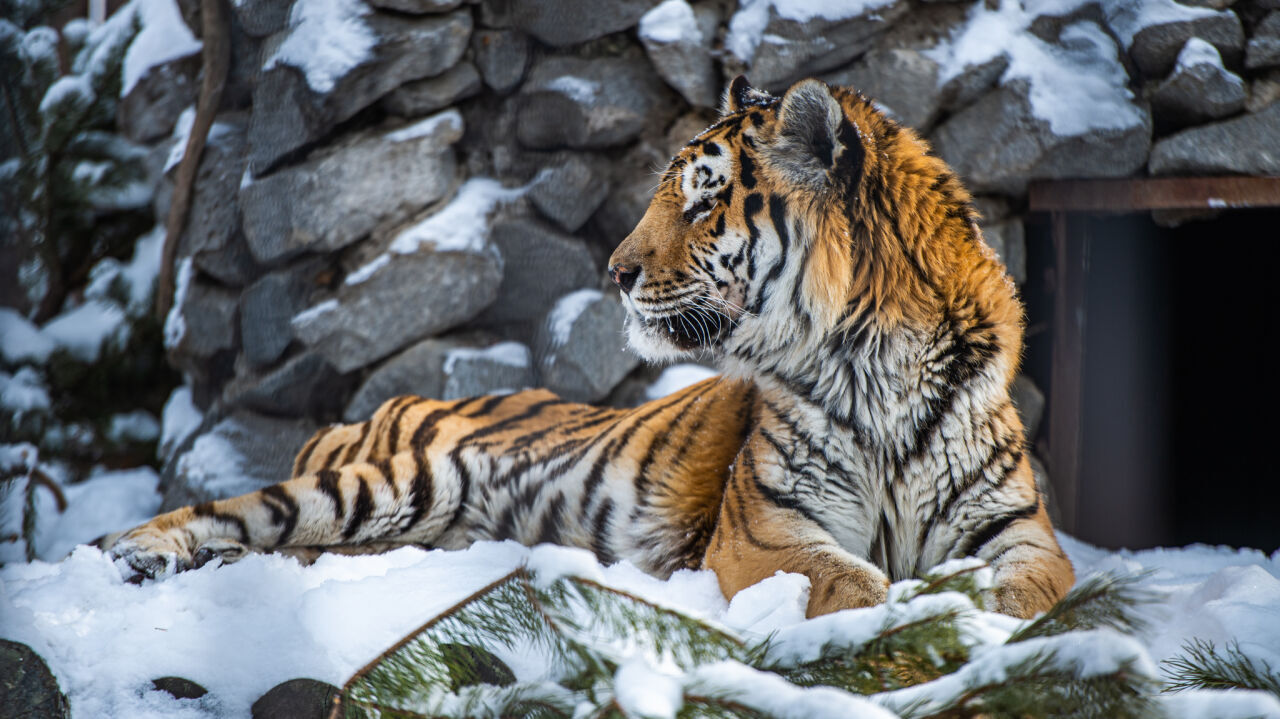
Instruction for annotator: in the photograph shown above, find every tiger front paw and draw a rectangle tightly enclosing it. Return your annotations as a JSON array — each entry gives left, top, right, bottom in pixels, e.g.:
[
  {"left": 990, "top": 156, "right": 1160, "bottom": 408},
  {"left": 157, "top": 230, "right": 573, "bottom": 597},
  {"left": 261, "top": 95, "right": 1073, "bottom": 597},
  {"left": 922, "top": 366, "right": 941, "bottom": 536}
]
[{"left": 106, "top": 529, "right": 193, "bottom": 583}]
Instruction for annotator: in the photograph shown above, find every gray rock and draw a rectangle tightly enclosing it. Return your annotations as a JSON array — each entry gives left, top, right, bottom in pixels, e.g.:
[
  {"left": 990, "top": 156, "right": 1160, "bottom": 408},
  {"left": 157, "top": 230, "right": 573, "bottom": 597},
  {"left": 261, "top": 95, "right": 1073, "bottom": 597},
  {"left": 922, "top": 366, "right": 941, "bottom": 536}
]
[
  {"left": 1119, "top": 7, "right": 1243, "bottom": 78},
  {"left": 233, "top": 0, "right": 291, "bottom": 38},
  {"left": 368, "top": 0, "right": 462, "bottom": 13},
  {"left": 240, "top": 111, "right": 463, "bottom": 265},
  {"left": 1011, "top": 374, "right": 1045, "bottom": 442},
  {"left": 474, "top": 218, "right": 599, "bottom": 342},
  {"left": 293, "top": 246, "right": 502, "bottom": 373},
  {"left": 117, "top": 54, "right": 199, "bottom": 143},
  {"left": 971, "top": 195, "right": 1014, "bottom": 224},
  {"left": 591, "top": 141, "right": 667, "bottom": 245},
  {"left": 343, "top": 336, "right": 477, "bottom": 422},
  {"left": 730, "top": 0, "right": 909, "bottom": 92},
  {"left": 535, "top": 290, "right": 640, "bottom": 403},
  {"left": 472, "top": 30, "right": 530, "bottom": 94},
  {"left": 638, "top": 0, "right": 720, "bottom": 108},
  {"left": 981, "top": 218, "right": 1027, "bottom": 285},
  {"left": 248, "top": 9, "right": 471, "bottom": 173},
  {"left": 1247, "top": 69, "right": 1280, "bottom": 112},
  {"left": 239, "top": 260, "right": 327, "bottom": 368},
  {"left": 0, "top": 640, "right": 68, "bottom": 719},
  {"left": 252, "top": 678, "right": 340, "bottom": 719},
  {"left": 932, "top": 77, "right": 1152, "bottom": 196},
  {"left": 180, "top": 113, "right": 261, "bottom": 287},
  {"left": 151, "top": 677, "right": 208, "bottom": 700},
  {"left": 1246, "top": 11, "right": 1280, "bottom": 70},
  {"left": 479, "top": 0, "right": 658, "bottom": 47},
  {"left": 1149, "top": 102, "right": 1280, "bottom": 175},
  {"left": 442, "top": 341, "right": 534, "bottom": 399},
  {"left": 527, "top": 154, "right": 611, "bottom": 232},
  {"left": 382, "top": 62, "right": 481, "bottom": 117},
  {"left": 1149, "top": 39, "right": 1246, "bottom": 128},
  {"left": 161, "top": 411, "right": 318, "bottom": 510},
  {"left": 223, "top": 352, "right": 340, "bottom": 418},
  {"left": 168, "top": 276, "right": 239, "bottom": 379},
  {"left": 517, "top": 56, "right": 665, "bottom": 150}
]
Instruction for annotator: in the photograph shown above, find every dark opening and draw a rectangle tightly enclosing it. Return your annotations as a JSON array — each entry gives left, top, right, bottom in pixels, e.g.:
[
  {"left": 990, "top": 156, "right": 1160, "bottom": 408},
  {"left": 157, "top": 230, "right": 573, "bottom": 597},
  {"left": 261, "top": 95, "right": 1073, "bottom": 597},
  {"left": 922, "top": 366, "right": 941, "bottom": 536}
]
[{"left": 1024, "top": 209, "right": 1280, "bottom": 551}]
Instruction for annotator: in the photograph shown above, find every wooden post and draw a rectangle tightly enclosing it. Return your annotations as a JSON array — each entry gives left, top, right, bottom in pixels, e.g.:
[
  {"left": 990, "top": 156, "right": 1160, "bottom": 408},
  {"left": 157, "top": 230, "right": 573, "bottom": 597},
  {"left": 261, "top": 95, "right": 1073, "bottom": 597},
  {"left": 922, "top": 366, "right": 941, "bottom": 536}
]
[{"left": 1047, "top": 212, "right": 1088, "bottom": 534}]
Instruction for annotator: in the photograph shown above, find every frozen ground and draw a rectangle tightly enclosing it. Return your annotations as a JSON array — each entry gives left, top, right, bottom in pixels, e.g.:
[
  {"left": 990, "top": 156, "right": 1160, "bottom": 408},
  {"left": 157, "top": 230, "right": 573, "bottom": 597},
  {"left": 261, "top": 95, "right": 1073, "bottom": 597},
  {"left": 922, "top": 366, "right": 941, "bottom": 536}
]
[{"left": 2, "top": 472, "right": 1279, "bottom": 718}]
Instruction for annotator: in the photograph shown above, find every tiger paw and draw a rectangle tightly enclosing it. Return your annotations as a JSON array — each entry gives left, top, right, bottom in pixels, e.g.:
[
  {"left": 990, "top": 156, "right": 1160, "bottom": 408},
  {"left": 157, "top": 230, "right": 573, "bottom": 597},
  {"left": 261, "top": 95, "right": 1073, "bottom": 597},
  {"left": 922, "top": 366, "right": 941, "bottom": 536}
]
[{"left": 105, "top": 531, "right": 193, "bottom": 583}]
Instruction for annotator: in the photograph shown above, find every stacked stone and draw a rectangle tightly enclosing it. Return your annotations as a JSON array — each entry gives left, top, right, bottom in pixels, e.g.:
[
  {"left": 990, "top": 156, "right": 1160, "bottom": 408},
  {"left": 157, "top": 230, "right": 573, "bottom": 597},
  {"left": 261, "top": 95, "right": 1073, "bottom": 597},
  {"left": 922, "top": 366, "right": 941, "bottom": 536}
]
[{"left": 114, "top": 0, "right": 1277, "bottom": 508}]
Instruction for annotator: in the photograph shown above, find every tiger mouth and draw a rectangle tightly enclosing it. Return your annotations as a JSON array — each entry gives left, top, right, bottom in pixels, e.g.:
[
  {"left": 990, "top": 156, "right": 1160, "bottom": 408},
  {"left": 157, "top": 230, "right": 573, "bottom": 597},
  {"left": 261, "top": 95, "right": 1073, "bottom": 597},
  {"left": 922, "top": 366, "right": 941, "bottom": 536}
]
[{"left": 639, "top": 308, "right": 730, "bottom": 350}]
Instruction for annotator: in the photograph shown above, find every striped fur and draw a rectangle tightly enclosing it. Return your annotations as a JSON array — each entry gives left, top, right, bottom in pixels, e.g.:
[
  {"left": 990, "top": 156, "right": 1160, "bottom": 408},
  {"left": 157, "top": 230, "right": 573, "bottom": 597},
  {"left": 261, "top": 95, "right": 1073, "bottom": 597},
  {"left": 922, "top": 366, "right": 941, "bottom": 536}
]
[{"left": 108, "top": 78, "right": 1072, "bottom": 618}]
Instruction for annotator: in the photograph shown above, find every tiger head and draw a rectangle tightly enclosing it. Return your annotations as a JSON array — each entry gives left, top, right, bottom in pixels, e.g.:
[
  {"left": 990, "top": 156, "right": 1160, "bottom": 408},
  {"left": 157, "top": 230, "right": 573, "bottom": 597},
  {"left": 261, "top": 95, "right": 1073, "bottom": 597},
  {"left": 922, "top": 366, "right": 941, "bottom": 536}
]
[{"left": 608, "top": 76, "right": 991, "bottom": 379}]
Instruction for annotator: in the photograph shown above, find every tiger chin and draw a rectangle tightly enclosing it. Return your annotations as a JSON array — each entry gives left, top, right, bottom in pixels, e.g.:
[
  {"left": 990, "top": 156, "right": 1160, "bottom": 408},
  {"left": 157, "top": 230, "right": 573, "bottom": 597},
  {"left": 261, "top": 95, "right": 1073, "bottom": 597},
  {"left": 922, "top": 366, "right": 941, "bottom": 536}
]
[{"left": 106, "top": 76, "right": 1073, "bottom": 620}]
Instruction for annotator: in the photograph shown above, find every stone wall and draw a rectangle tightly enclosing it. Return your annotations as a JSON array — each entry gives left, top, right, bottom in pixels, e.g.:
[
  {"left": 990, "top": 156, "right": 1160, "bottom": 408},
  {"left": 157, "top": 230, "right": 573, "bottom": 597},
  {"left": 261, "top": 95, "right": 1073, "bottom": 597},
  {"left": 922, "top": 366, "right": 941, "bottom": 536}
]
[{"left": 119, "top": 0, "right": 1280, "bottom": 505}]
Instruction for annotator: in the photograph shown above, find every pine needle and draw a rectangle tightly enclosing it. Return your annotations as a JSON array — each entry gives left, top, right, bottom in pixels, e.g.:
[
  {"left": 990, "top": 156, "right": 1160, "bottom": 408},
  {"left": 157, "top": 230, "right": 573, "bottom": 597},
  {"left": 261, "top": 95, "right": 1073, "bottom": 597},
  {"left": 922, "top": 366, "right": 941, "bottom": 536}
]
[
  {"left": 1162, "top": 638, "right": 1280, "bottom": 697},
  {"left": 1007, "top": 572, "right": 1155, "bottom": 643}
]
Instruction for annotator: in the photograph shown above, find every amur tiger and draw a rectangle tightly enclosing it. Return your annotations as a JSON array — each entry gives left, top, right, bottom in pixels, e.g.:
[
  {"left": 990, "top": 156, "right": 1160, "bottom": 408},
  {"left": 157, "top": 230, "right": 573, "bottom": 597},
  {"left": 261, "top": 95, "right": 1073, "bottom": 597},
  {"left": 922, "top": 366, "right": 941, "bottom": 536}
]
[{"left": 107, "top": 77, "right": 1074, "bottom": 618}]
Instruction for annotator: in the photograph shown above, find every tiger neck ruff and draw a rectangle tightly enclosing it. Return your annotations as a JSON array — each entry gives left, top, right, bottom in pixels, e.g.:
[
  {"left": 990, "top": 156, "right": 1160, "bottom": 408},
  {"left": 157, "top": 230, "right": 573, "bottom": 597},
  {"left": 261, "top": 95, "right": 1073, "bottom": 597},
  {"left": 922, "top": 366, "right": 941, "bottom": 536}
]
[{"left": 107, "top": 77, "right": 1072, "bottom": 620}]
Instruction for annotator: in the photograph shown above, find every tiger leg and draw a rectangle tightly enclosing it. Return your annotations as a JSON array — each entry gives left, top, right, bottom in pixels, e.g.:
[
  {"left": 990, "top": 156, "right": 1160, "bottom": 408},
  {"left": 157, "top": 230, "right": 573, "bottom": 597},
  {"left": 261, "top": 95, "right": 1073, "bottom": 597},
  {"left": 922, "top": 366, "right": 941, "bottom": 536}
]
[
  {"left": 702, "top": 462, "right": 890, "bottom": 618},
  {"left": 971, "top": 499, "right": 1074, "bottom": 618},
  {"left": 107, "top": 449, "right": 459, "bottom": 580}
]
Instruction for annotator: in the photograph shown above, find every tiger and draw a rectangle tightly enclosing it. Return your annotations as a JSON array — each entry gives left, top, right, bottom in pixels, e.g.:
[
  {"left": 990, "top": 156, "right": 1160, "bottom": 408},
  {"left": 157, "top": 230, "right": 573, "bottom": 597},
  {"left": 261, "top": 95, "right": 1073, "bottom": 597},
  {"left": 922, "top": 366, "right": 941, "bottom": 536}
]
[{"left": 106, "top": 76, "right": 1074, "bottom": 619}]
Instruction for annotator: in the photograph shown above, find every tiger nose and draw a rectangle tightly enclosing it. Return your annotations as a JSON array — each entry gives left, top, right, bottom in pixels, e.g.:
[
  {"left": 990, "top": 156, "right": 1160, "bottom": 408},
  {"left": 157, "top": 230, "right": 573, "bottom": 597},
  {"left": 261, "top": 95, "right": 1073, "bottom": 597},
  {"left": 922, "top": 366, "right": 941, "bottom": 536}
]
[{"left": 609, "top": 264, "right": 639, "bottom": 294}]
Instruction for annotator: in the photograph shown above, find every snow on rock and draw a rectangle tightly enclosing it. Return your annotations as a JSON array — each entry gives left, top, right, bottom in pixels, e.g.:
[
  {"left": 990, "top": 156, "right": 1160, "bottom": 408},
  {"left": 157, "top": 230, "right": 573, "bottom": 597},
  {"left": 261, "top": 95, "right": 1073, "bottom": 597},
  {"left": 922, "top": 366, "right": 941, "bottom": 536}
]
[
  {"left": 159, "top": 385, "right": 203, "bottom": 463},
  {"left": 443, "top": 341, "right": 531, "bottom": 374},
  {"left": 106, "top": 410, "right": 161, "bottom": 444},
  {"left": 646, "top": 364, "right": 719, "bottom": 400},
  {"left": 383, "top": 108, "right": 463, "bottom": 143},
  {"left": 162, "top": 258, "right": 194, "bottom": 350},
  {"left": 0, "top": 308, "right": 55, "bottom": 365},
  {"left": 1177, "top": 36, "right": 1230, "bottom": 72},
  {"left": 0, "top": 367, "right": 51, "bottom": 421},
  {"left": 263, "top": 0, "right": 376, "bottom": 94},
  {"left": 164, "top": 106, "right": 237, "bottom": 173},
  {"left": 1104, "top": 0, "right": 1223, "bottom": 49},
  {"left": 39, "top": 300, "right": 128, "bottom": 363},
  {"left": 346, "top": 178, "right": 524, "bottom": 286},
  {"left": 172, "top": 428, "right": 265, "bottom": 502},
  {"left": 546, "top": 289, "right": 603, "bottom": 348},
  {"left": 639, "top": 0, "right": 702, "bottom": 45},
  {"left": 121, "top": 0, "right": 202, "bottom": 96},
  {"left": 726, "top": 0, "right": 899, "bottom": 64}
]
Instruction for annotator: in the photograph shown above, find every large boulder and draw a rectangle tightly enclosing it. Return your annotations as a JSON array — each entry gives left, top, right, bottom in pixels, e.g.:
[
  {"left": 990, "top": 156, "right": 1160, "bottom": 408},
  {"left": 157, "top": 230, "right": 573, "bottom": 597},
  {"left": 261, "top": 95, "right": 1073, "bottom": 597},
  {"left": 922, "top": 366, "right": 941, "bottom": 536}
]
[
  {"left": 166, "top": 272, "right": 240, "bottom": 383},
  {"left": 535, "top": 290, "right": 640, "bottom": 403},
  {"left": 471, "top": 30, "right": 530, "bottom": 94},
  {"left": 1107, "top": 2, "right": 1243, "bottom": 78},
  {"left": 517, "top": 56, "right": 666, "bottom": 150},
  {"left": 240, "top": 110, "right": 463, "bottom": 265},
  {"left": 1148, "top": 38, "right": 1246, "bottom": 129},
  {"left": 343, "top": 335, "right": 478, "bottom": 422},
  {"left": 1148, "top": 102, "right": 1280, "bottom": 175},
  {"left": 1246, "top": 11, "right": 1280, "bottom": 70},
  {"left": 638, "top": 0, "right": 721, "bottom": 108},
  {"left": 478, "top": 0, "right": 658, "bottom": 47},
  {"left": 725, "top": 0, "right": 909, "bottom": 91},
  {"left": 176, "top": 112, "right": 261, "bottom": 287},
  {"left": 473, "top": 218, "right": 599, "bottom": 342},
  {"left": 382, "top": 62, "right": 481, "bottom": 117},
  {"left": 239, "top": 259, "right": 329, "bottom": 368},
  {"left": 161, "top": 411, "right": 318, "bottom": 510},
  {"left": 249, "top": 8, "right": 471, "bottom": 173},
  {"left": 441, "top": 342, "right": 535, "bottom": 399},
  {"left": 526, "top": 153, "right": 611, "bottom": 232},
  {"left": 0, "top": 640, "right": 68, "bottom": 719},
  {"left": 931, "top": 23, "right": 1151, "bottom": 196},
  {"left": 222, "top": 351, "right": 342, "bottom": 418}
]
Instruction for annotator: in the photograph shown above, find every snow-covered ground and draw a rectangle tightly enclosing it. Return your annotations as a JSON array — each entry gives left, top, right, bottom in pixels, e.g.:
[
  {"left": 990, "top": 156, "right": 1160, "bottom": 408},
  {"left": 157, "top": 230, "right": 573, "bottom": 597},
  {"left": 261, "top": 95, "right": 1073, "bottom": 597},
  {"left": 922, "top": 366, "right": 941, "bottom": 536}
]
[{"left": 2, "top": 472, "right": 1279, "bottom": 718}]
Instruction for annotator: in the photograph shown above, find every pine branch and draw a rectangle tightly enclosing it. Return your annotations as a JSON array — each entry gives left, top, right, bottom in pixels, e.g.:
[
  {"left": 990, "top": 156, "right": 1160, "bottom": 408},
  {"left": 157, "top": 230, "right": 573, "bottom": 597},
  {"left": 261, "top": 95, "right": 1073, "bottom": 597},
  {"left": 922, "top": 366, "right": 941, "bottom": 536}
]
[
  {"left": 1007, "top": 572, "right": 1155, "bottom": 643},
  {"left": 1162, "top": 638, "right": 1280, "bottom": 697}
]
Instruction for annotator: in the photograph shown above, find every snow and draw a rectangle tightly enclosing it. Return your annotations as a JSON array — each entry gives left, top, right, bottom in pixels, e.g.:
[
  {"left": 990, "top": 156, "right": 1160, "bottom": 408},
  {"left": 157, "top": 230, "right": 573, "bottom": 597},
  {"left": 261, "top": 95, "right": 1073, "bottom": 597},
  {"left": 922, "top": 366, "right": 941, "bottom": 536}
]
[
  {"left": 292, "top": 298, "right": 338, "bottom": 325},
  {"left": 0, "top": 367, "right": 51, "bottom": 420},
  {"left": 443, "top": 342, "right": 531, "bottom": 375},
  {"left": 159, "top": 385, "right": 203, "bottom": 463},
  {"left": 173, "top": 428, "right": 263, "bottom": 501},
  {"left": 545, "top": 75, "right": 600, "bottom": 104},
  {"left": 1175, "top": 37, "right": 1242, "bottom": 88},
  {"left": 165, "top": 106, "right": 237, "bottom": 173},
  {"left": 925, "top": 1, "right": 1144, "bottom": 136},
  {"left": 85, "top": 224, "right": 165, "bottom": 317},
  {"left": 39, "top": 299, "right": 128, "bottom": 363},
  {"left": 121, "top": 0, "right": 202, "bottom": 96},
  {"left": 726, "top": 0, "right": 899, "bottom": 62},
  {"left": 546, "top": 289, "right": 602, "bottom": 347},
  {"left": 0, "top": 308, "right": 56, "bottom": 365},
  {"left": 384, "top": 108, "right": 463, "bottom": 143},
  {"left": 22, "top": 26, "right": 59, "bottom": 69},
  {"left": 346, "top": 178, "right": 525, "bottom": 286},
  {"left": 163, "top": 258, "right": 193, "bottom": 350},
  {"left": 263, "top": 0, "right": 375, "bottom": 93},
  {"left": 639, "top": 0, "right": 702, "bottom": 45},
  {"left": 3, "top": 523, "right": 1280, "bottom": 717},
  {"left": 39, "top": 74, "right": 94, "bottom": 115},
  {"left": 646, "top": 363, "right": 719, "bottom": 400},
  {"left": 107, "top": 410, "right": 161, "bottom": 444},
  {"left": 1104, "top": 0, "right": 1224, "bottom": 48}
]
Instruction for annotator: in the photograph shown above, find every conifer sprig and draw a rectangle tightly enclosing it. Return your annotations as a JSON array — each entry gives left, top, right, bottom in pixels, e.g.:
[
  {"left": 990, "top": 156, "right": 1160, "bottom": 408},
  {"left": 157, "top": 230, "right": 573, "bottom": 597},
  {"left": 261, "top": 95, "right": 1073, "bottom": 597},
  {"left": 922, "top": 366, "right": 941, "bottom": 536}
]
[
  {"left": 1007, "top": 572, "right": 1156, "bottom": 643},
  {"left": 1162, "top": 638, "right": 1280, "bottom": 697}
]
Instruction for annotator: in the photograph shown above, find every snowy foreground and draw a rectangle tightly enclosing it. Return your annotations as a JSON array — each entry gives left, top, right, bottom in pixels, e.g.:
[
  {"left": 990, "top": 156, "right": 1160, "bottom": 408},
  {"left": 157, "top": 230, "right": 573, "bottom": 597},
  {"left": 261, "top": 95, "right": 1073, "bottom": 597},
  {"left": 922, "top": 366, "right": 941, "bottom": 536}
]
[{"left": 3, "top": 478, "right": 1280, "bottom": 717}]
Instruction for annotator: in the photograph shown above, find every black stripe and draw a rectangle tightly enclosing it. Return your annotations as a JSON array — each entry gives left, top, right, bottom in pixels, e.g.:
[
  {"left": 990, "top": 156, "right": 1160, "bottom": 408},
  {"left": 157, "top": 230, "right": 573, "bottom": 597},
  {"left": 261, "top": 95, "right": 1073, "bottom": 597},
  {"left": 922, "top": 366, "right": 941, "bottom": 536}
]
[
  {"left": 410, "top": 408, "right": 453, "bottom": 451},
  {"left": 340, "top": 422, "right": 371, "bottom": 465},
  {"left": 293, "top": 429, "right": 328, "bottom": 476},
  {"left": 262, "top": 485, "right": 299, "bottom": 547},
  {"left": 955, "top": 504, "right": 1039, "bottom": 559},
  {"left": 590, "top": 499, "right": 615, "bottom": 563},
  {"left": 343, "top": 474, "right": 374, "bottom": 540},
  {"left": 534, "top": 493, "right": 565, "bottom": 545},
  {"left": 743, "top": 192, "right": 764, "bottom": 281},
  {"left": 316, "top": 469, "right": 344, "bottom": 520},
  {"left": 739, "top": 150, "right": 757, "bottom": 189},
  {"left": 386, "top": 397, "right": 423, "bottom": 454},
  {"left": 192, "top": 502, "right": 250, "bottom": 544},
  {"left": 466, "top": 393, "right": 512, "bottom": 418},
  {"left": 404, "top": 453, "right": 435, "bottom": 531}
]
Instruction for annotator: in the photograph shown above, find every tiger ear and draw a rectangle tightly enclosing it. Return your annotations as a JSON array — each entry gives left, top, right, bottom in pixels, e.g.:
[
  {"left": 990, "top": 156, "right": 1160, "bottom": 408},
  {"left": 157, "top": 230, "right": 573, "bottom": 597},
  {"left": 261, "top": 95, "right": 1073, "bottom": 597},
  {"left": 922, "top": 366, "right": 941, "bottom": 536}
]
[
  {"left": 720, "top": 75, "right": 774, "bottom": 116},
  {"left": 767, "top": 79, "right": 854, "bottom": 190}
]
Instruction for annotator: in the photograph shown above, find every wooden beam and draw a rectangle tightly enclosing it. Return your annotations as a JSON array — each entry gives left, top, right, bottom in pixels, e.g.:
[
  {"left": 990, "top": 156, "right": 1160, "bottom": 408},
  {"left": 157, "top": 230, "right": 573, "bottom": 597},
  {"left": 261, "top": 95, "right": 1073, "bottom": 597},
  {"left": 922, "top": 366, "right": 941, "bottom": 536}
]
[
  {"left": 1047, "top": 212, "right": 1088, "bottom": 534},
  {"left": 1029, "top": 177, "right": 1280, "bottom": 212}
]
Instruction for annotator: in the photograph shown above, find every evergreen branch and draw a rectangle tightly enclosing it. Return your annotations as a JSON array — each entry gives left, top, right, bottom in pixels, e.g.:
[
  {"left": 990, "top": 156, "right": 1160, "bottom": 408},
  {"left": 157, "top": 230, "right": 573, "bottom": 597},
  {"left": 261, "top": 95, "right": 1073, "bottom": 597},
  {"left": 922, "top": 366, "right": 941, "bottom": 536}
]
[
  {"left": 1007, "top": 572, "right": 1155, "bottom": 643},
  {"left": 1162, "top": 638, "right": 1280, "bottom": 697},
  {"left": 909, "top": 563, "right": 989, "bottom": 604}
]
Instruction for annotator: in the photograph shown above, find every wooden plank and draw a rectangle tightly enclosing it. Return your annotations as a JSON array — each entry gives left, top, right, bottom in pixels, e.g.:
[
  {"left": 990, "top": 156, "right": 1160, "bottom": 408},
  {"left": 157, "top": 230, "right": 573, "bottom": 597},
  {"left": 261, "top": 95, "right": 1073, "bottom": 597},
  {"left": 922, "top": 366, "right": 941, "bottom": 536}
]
[
  {"left": 1029, "top": 177, "right": 1280, "bottom": 212},
  {"left": 1047, "top": 212, "right": 1088, "bottom": 534}
]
